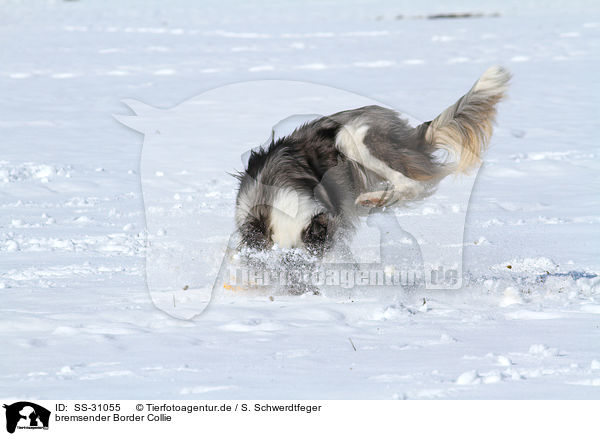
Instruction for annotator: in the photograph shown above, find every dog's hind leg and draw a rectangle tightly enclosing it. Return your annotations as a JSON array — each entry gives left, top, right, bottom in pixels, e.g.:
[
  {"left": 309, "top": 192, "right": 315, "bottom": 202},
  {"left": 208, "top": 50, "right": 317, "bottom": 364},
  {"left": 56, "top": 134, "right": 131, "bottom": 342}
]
[
  {"left": 334, "top": 114, "right": 431, "bottom": 207},
  {"left": 334, "top": 66, "right": 510, "bottom": 208}
]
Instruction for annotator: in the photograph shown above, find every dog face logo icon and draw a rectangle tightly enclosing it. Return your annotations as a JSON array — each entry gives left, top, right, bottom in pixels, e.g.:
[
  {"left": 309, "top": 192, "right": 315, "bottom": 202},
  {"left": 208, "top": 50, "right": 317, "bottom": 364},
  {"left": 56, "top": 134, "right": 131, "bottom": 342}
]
[{"left": 3, "top": 402, "right": 50, "bottom": 434}]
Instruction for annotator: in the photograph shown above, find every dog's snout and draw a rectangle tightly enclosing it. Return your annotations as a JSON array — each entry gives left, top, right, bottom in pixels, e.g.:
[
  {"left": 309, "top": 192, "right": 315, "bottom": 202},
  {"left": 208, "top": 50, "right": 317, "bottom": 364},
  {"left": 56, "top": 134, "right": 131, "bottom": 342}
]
[{"left": 270, "top": 229, "right": 304, "bottom": 250}]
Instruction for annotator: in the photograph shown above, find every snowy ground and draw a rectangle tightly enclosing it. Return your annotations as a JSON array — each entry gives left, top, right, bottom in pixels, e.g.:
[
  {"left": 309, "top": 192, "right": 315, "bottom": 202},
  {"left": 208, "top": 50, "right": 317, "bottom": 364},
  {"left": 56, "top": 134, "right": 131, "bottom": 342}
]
[{"left": 1, "top": 0, "right": 599, "bottom": 399}]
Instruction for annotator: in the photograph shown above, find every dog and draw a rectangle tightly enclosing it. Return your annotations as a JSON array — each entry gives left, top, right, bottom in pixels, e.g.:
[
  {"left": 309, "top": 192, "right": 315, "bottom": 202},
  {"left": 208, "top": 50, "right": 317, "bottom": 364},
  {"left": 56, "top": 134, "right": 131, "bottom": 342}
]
[{"left": 234, "top": 66, "right": 510, "bottom": 257}]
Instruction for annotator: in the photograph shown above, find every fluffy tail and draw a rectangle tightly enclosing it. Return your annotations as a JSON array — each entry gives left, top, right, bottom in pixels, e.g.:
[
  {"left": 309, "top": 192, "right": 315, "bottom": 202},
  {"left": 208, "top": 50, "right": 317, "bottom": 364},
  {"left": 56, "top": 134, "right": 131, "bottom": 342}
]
[{"left": 425, "top": 65, "right": 510, "bottom": 173}]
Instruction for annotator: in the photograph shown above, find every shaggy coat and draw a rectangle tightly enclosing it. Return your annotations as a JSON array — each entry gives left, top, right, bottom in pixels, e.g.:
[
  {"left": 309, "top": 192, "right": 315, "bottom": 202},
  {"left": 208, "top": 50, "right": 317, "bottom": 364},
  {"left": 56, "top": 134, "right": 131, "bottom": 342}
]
[{"left": 235, "top": 66, "right": 510, "bottom": 255}]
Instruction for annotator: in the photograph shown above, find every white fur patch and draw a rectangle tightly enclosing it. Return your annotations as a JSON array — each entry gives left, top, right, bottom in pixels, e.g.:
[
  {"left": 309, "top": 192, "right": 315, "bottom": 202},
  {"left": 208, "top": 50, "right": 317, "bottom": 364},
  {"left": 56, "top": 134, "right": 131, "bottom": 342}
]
[
  {"left": 270, "top": 189, "right": 320, "bottom": 248},
  {"left": 335, "top": 119, "right": 423, "bottom": 201},
  {"left": 473, "top": 65, "right": 510, "bottom": 94},
  {"left": 236, "top": 173, "right": 322, "bottom": 249}
]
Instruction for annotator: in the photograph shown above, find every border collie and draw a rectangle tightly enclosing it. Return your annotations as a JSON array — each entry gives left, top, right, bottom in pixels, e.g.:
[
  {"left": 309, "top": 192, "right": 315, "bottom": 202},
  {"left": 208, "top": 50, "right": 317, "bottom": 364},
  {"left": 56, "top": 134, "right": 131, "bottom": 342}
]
[{"left": 234, "top": 66, "right": 510, "bottom": 256}]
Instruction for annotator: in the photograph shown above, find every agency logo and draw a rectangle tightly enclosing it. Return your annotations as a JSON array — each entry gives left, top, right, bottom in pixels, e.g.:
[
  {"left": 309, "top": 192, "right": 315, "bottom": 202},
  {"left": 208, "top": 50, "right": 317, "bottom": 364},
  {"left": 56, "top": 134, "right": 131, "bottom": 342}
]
[{"left": 3, "top": 402, "right": 50, "bottom": 434}]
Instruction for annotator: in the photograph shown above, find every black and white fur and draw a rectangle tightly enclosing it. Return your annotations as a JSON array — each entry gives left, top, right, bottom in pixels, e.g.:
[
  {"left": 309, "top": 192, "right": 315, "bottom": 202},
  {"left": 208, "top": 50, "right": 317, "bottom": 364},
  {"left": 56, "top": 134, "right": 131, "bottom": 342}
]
[{"left": 234, "top": 66, "right": 510, "bottom": 256}]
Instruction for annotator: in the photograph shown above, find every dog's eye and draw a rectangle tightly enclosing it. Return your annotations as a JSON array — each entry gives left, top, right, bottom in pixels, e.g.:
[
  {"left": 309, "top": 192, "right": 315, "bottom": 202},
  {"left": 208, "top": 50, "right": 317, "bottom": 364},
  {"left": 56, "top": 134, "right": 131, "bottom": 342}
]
[{"left": 302, "top": 213, "right": 329, "bottom": 254}]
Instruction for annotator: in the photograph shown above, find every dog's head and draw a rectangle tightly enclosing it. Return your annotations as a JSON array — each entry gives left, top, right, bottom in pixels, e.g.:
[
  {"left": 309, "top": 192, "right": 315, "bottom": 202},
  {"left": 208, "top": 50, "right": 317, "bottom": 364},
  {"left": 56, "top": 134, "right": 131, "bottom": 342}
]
[
  {"left": 234, "top": 145, "right": 353, "bottom": 256},
  {"left": 235, "top": 179, "right": 336, "bottom": 255}
]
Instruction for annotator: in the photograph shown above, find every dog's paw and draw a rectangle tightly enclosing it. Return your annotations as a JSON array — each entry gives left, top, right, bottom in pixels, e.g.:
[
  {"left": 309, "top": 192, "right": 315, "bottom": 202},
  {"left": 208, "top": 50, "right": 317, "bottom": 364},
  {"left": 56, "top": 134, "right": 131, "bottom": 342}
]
[
  {"left": 357, "top": 182, "right": 425, "bottom": 208},
  {"left": 355, "top": 191, "right": 390, "bottom": 208}
]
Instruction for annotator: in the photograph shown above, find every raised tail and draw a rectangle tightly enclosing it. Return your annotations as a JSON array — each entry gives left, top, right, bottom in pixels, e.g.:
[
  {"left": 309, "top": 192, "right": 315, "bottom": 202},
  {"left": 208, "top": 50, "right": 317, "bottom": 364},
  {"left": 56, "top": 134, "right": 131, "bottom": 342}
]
[{"left": 425, "top": 65, "right": 510, "bottom": 174}]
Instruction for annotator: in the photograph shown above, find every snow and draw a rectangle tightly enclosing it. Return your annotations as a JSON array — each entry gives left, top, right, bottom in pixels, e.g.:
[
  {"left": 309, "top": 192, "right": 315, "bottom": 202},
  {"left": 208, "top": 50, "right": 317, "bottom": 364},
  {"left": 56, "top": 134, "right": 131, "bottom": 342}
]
[{"left": 1, "top": 0, "right": 599, "bottom": 399}]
